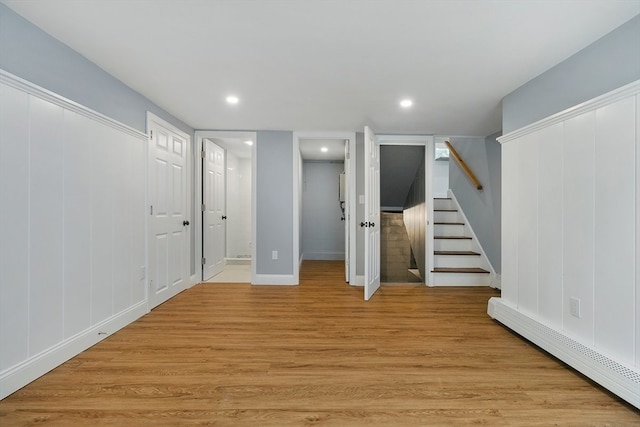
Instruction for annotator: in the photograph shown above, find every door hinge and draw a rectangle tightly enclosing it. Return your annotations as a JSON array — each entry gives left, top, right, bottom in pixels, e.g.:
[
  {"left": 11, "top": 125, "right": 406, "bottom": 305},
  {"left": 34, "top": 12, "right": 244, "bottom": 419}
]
[
  {"left": 201, "top": 257, "right": 206, "bottom": 265},
  {"left": 150, "top": 205, "right": 153, "bottom": 215},
  {"left": 201, "top": 203, "right": 206, "bottom": 212},
  {"left": 150, "top": 130, "right": 153, "bottom": 139},
  {"left": 201, "top": 149, "right": 206, "bottom": 159}
]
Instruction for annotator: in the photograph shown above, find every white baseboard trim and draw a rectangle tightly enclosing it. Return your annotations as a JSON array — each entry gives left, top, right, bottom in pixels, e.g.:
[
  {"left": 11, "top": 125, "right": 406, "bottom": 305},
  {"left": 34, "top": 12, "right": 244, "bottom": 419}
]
[
  {"left": 488, "top": 297, "right": 640, "bottom": 409},
  {"left": 0, "top": 301, "right": 148, "bottom": 400},
  {"left": 252, "top": 274, "right": 298, "bottom": 285}
]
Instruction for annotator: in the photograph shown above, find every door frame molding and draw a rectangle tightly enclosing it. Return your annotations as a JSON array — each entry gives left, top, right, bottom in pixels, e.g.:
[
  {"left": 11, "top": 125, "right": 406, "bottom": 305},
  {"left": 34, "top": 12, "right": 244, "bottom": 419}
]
[
  {"left": 194, "top": 130, "right": 257, "bottom": 283},
  {"left": 146, "top": 111, "right": 193, "bottom": 309},
  {"left": 293, "top": 131, "right": 357, "bottom": 285}
]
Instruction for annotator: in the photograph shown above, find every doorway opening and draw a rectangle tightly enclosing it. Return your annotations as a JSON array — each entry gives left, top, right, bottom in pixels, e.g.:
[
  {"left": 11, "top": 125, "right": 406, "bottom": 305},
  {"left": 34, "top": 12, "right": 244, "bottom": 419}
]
[
  {"left": 293, "top": 132, "right": 357, "bottom": 285},
  {"left": 379, "top": 144, "right": 425, "bottom": 284},
  {"left": 195, "top": 131, "right": 256, "bottom": 283}
]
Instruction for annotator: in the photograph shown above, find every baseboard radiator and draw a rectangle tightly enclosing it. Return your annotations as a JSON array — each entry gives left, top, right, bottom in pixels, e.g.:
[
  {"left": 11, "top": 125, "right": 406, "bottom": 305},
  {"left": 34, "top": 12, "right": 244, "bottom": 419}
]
[{"left": 488, "top": 297, "right": 639, "bottom": 409}]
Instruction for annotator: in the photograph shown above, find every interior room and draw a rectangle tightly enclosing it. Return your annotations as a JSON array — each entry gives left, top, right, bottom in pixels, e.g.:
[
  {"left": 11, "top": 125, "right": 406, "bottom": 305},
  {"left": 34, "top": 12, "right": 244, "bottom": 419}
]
[{"left": 0, "top": 1, "right": 639, "bottom": 424}]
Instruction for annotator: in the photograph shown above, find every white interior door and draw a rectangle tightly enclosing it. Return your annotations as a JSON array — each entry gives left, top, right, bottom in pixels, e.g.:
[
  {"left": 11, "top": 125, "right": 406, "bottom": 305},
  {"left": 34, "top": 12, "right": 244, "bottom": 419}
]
[
  {"left": 203, "top": 139, "right": 226, "bottom": 280},
  {"left": 148, "top": 114, "right": 190, "bottom": 309},
  {"left": 364, "top": 126, "right": 381, "bottom": 300}
]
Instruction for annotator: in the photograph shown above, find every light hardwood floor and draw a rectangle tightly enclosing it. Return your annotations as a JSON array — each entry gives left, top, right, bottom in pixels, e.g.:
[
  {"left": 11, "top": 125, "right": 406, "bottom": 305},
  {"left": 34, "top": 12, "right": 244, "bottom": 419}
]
[{"left": 1, "top": 261, "right": 638, "bottom": 426}]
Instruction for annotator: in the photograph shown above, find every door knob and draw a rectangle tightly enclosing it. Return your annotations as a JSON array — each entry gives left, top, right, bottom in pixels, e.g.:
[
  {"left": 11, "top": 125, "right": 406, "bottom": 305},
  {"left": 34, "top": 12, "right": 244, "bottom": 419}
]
[
  {"left": 360, "top": 221, "right": 367, "bottom": 227},
  {"left": 370, "top": 222, "right": 375, "bottom": 228},
  {"left": 183, "top": 220, "right": 190, "bottom": 226},
  {"left": 222, "top": 215, "right": 227, "bottom": 220}
]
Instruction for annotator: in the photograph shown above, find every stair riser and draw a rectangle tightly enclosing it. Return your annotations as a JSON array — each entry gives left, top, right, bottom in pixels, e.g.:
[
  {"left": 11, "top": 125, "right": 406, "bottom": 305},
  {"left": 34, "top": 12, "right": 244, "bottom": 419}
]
[
  {"left": 434, "top": 224, "right": 465, "bottom": 236},
  {"left": 431, "top": 272, "right": 491, "bottom": 286},
  {"left": 434, "top": 211, "right": 459, "bottom": 222},
  {"left": 433, "top": 199, "right": 454, "bottom": 210},
  {"left": 434, "top": 255, "right": 483, "bottom": 269},
  {"left": 434, "top": 239, "right": 472, "bottom": 251}
]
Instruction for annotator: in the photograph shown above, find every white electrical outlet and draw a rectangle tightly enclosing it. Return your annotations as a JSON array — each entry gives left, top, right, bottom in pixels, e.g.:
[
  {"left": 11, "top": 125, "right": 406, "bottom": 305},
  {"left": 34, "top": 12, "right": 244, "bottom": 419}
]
[
  {"left": 272, "top": 250, "right": 278, "bottom": 260},
  {"left": 569, "top": 297, "right": 581, "bottom": 318}
]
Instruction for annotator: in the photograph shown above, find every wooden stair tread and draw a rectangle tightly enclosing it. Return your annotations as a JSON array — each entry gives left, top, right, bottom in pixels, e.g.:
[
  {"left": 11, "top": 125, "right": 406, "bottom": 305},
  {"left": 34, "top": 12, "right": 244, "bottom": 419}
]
[
  {"left": 434, "top": 236, "right": 472, "bottom": 239},
  {"left": 431, "top": 267, "right": 490, "bottom": 274},
  {"left": 434, "top": 251, "right": 480, "bottom": 256}
]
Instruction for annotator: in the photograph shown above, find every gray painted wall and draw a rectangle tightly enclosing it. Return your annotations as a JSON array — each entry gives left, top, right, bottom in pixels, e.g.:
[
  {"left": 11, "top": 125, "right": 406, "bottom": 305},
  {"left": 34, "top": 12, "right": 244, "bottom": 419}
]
[
  {"left": 503, "top": 14, "right": 640, "bottom": 134},
  {"left": 0, "top": 3, "right": 193, "bottom": 136},
  {"left": 449, "top": 134, "right": 501, "bottom": 273},
  {"left": 255, "top": 131, "right": 294, "bottom": 276},
  {"left": 302, "top": 161, "right": 345, "bottom": 260},
  {"left": 380, "top": 145, "right": 424, "bottom": 210},
  {"left": 0, "top": 3, "right": 199, "bottom": 275}
]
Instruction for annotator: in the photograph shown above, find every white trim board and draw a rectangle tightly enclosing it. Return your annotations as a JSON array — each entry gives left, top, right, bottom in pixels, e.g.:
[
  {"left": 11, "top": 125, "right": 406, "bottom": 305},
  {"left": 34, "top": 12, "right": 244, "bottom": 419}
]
[
  {"left": 499, "top": 80, "right": 640, "bottom": 143},
  {"left": 0, "top": 69, "right": 146, "bottom": 139},
  {"left": 0, "top": 303, "right": 147, "bottom": 400}
]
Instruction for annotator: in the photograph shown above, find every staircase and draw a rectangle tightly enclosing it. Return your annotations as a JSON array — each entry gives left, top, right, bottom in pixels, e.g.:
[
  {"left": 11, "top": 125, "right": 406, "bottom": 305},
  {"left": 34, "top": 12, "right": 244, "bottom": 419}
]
[{"left": 432, "top": 197, "right": 491, "bottom": 286}]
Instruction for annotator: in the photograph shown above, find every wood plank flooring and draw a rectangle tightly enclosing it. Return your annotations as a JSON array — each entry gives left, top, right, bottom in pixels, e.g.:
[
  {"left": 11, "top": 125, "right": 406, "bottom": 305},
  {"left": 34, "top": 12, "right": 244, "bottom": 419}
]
[{"left": 1, "top": 261, "right": 638, "bottom": 426}]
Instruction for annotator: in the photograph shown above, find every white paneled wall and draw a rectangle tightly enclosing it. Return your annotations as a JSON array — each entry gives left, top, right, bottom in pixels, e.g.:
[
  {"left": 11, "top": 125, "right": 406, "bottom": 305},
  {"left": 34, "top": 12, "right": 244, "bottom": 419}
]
[
  {"left": 0, "top": 71, "right": 147, "bottom": 399},
  {"left": 492, "top": 81, "right": 640, "bottom": 407}
]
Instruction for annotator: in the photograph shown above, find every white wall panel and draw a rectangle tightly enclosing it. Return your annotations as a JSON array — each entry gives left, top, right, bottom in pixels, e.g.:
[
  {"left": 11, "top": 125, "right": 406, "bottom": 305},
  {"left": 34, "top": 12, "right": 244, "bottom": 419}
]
[
  {"left": 0, "top": 72, "right": 149, "bottom": 400},
  {"left": 130, "top": 136, "right": 146, "bottom": 305},
  {"left": 0, "top": 84, "right": 30, "bottom": 370},
  {"left": 537, "top": 123, "right": 564, "bottom": 326},
  {"left": 501, "top": 142, "right": 519, "bottom": 305},
  {"left": 563, "top": 111, "right": 596, "bottom": 343},
  {"left": 517, "top": 133, "right": 538, "bottom": 316},
  {"left": 62, "top": 110, "right": 93, "bottom": 338},
  {"left": 28, "top": 96, "right": 65, "bottom": 355},
  {"left": 497, "top": 81, "right": 639, "bottom": 406},
  {"left": 91, "top": 127, "right": 114, "bottom": 324},
  {"left": 112, "top": 126, "right": 133, "bottom": 314},
  {"left": 636, "top": 94, "right": 640, "bottom": 368},
  {"left": 593, "top": 97, "right": 636, "bottom": 363}
]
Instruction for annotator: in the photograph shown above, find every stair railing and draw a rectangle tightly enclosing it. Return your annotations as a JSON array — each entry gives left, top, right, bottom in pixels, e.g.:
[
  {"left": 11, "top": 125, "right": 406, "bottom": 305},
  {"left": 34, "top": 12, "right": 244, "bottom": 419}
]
[{"left": 444, "top": 141, "right": 483, "bottom": 190}]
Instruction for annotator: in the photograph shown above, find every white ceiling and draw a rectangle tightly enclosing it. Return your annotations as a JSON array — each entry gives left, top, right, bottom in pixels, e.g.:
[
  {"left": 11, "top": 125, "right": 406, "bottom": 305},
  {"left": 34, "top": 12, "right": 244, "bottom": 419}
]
[
  {"left": 300, "top": 139, "right": 346, "bottom": 161},
  {"left": 4, "top": 0, "right": 639, "bottom": 136}
]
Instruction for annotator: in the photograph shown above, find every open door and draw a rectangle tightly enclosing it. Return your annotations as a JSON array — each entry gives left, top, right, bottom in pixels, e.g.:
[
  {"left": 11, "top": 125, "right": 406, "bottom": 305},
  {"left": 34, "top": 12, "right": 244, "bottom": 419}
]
[
  {"left": 364, "top": 126, "right": 381, "bottom": 300},
  {"left": 202, "top": 139, "right": 226, "bottom": 280}
]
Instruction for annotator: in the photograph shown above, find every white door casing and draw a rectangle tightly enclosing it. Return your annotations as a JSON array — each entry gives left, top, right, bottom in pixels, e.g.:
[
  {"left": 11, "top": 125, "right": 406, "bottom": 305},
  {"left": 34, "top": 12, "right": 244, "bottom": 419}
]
[
  {"left": 364, "top": 126, "right": 381, "bottom": 300},
  {"left": 344, "top": 141, "right": 350, "bottom": 282},
  {"left": 147, "top": 113, "right": 190, "bottom": 309},
  {"left": 203, "top": 139, "right": 226, "bottom": 280}
]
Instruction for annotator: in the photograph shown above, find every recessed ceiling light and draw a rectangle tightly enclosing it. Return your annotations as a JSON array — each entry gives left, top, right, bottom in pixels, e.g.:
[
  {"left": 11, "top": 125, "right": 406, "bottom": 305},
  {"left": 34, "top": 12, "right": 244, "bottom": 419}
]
[
  {"left": 400, "top": 99, "right": 413, "bottom": 108},
  {"left": 226, "top": 95, "right": 239, "bottom": 104},
  {"left": 244, "top": 140, "right": 253, "bottom": 146},
  {"left": 321, "top": 147, "right": 328, "bottom": 153}
]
